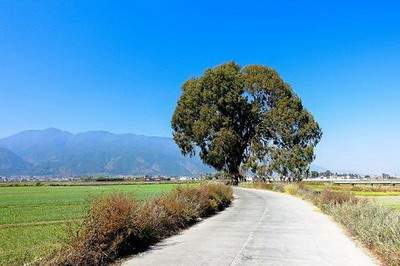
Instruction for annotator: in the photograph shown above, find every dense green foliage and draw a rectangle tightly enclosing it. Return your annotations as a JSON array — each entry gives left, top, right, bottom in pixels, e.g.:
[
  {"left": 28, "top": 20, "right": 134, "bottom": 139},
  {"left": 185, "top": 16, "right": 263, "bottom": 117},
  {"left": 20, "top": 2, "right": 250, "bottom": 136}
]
[
  {"left": 0, "top": 183, "right": 182, "bottom": 265},
  {"left": 172, "top": 62, "right": 321, "bottom": 183}
]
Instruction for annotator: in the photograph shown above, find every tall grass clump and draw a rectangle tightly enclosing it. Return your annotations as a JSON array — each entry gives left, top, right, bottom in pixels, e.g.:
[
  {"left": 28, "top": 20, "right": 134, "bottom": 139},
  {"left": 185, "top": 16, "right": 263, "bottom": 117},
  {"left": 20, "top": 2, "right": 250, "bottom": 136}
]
[
  {"left": 50, "top": 183, "right": 233, "bottom": 265},
  {"left": 314, "top": 189, "right": 358, "bottom": 211},
  {"left": 240, "top": 181, "right": 285, "bottom": 192},
  {"left": 283, "top": 183, "right": 299, "bottom": 195},
  {"left": 299, "top": 187, "right": 400, "bottom": 265},
  {"left": 326, "top": 200, "right": 400, "bottom": 265}
]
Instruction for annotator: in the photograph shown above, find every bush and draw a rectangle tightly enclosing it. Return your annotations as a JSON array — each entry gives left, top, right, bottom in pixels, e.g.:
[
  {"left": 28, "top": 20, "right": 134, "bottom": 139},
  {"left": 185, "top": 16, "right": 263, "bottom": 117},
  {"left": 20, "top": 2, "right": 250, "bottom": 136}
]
[
  {"left": 284, "top": 184, "right": 299, "bottom": 195},
  {"left": 50, "top": 183, "right": 233, "bottom": 265},
  {"left": 245, "top": 182, "right": 274, "bottom": 190},
  {"left": 326, "top": 201, "right": 400, "bottom": 265},
  {"left": 240, "top": 181, "right": 287, "bottom": 193},
  {"left": 318, "top": 189, "right": 358, "bottom": 206},
  {"left": 50, "top": 194, "right": 137, "bottom": 265},
  {"left": 271, "top": 182, "right": 285, "bottom": 192}
]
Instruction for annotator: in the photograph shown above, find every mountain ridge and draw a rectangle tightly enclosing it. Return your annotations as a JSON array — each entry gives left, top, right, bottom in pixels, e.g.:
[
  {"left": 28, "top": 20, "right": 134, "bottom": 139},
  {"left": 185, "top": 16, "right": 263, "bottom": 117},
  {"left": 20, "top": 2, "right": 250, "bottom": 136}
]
[
  {"left": 0, "top": 128, "right": 212, "bottom": 177},
  {"left": 0, "top": 147, "right": 32, "bottom": 175}
]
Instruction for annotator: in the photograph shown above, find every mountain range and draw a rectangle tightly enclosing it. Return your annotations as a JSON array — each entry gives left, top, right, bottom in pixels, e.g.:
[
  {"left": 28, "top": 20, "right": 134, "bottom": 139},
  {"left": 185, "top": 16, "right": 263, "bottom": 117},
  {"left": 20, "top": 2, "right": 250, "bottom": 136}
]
[{"left": 0, "top": 128, "right": 212, "bottom": 177}]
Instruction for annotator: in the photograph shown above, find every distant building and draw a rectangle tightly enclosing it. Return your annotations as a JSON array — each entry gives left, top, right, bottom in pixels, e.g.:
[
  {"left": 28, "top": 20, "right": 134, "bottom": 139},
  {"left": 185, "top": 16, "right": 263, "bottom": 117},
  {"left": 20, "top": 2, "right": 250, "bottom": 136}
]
[{"left": 382, "top": 173, "right": 392, "bottom": 179}]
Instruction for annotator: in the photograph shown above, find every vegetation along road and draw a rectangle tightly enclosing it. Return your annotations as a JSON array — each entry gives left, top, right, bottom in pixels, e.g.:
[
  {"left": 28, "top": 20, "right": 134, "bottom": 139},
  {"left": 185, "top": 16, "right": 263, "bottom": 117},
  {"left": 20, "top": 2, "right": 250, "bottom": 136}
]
[
  {"left": 123, "top": 187, "right": 376, "bottom": 266},
  {"left": 0, "top": 183, "right": 184, "bottom": 265}
]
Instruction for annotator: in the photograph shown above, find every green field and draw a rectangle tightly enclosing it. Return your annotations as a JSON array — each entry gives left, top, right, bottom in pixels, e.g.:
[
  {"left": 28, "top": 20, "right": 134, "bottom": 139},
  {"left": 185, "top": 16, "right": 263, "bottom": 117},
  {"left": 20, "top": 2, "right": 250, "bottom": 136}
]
[
  {"left": 0, "top": 183, "right": 185, "bottom": 265},
  {"left": 365, "top": 196, "right": 400, "bottom": 210}
]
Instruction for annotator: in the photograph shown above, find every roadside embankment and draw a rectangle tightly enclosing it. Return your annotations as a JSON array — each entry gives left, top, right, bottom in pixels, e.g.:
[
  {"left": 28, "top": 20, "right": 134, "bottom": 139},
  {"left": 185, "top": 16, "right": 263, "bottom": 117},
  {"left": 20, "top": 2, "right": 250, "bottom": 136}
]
[{"left": 48, "top": 182, "right": 233, "bottom": 265}]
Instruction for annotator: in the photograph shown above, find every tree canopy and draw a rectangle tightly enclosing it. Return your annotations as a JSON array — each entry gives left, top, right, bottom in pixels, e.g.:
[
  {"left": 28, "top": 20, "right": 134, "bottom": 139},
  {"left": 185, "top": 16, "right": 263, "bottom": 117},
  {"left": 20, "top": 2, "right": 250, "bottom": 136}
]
[{"left": 172, "top": 62, "right": 322, "bottom": 184}]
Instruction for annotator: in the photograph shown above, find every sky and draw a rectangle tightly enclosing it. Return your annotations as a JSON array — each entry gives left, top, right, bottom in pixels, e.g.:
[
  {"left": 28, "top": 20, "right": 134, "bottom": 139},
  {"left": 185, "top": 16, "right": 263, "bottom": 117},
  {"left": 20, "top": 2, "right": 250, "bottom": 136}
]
[{"left": 0, "top": 0, "right": 399, "bottom": 175}]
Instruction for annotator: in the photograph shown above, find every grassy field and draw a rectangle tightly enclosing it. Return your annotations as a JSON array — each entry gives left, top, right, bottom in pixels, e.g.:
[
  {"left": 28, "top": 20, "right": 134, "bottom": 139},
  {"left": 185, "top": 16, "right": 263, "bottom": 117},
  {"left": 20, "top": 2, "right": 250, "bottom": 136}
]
[
  {"left": 0, "top": 183, "right": 187, "bottom": 265},
  {"left": 366, "top": 196, "right": 400, "bottom": 210},
  {"left": 302, "top": 182, "right": 400, "bottom": 209}
]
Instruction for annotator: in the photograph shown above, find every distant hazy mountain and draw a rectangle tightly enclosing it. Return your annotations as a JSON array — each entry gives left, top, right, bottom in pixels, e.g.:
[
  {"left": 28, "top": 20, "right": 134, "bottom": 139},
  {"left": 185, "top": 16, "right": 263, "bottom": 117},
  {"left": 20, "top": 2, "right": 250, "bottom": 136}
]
[
  {"left": 0, "top": 147, "right": 32, "bottom": 175},
  {"left": 0, "top": 128, "right": 212, "bottom": 176}
]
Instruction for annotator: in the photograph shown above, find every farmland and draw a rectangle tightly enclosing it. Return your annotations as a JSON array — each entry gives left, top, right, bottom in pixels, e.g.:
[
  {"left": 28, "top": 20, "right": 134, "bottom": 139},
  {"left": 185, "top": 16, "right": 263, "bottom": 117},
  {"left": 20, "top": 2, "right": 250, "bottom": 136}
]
[
  {"left": 365, "top": 196, "right": 400, "bottom": 210},
  {"left": 302, "top": 182, "right": 400, "bottom": 209},
  {"left": 0, "top": 182, "right": 189, "bottom": 265}
]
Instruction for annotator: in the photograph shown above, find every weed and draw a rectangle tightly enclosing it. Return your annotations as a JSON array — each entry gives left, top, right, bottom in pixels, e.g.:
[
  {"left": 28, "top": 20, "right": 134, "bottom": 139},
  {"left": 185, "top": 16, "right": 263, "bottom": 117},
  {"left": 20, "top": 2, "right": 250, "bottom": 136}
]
[
  {"left": 50, "top": 183, "right": 233, "bottom": 265},
  {"left": 326, "top": 200, "right": 400, "bottom": 265},
  {"left": 284, "top": 184, "right": 299, "bottom": 195},
  {"left": 319, "top": 189, "right": 358, "bottom": 205}
]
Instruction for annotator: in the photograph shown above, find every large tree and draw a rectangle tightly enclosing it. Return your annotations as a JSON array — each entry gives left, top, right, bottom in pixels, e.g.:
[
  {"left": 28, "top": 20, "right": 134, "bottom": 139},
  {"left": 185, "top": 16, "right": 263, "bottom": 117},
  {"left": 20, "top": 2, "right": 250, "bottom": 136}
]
[{"left": 172, "top": 62, "right": 321, "bottom": 184}]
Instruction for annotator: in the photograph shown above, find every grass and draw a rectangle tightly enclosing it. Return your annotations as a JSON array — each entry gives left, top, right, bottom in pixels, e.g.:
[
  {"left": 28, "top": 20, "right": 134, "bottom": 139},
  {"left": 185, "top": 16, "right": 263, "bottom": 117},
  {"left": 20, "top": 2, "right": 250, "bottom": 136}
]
[
  {"left": 0, "top": 183, "right": 189, "bottom": 265},
  {"left": 49, "top": 183, "right": 232, "bottom": 265},
  {"left": 303, "top": 182, "right": 400, "bottom": 194},
  {"left": 365, "top": 196, "right": 400, "bottom": 210},
  {"left": 241, "top": 181, "right": 400, "bottom": 265},
  {"left": 301, "top": 182, "right": 400, "bottom": 209},
  {"left": 325, "top": 200, "right": 400, "bottom": 265}
]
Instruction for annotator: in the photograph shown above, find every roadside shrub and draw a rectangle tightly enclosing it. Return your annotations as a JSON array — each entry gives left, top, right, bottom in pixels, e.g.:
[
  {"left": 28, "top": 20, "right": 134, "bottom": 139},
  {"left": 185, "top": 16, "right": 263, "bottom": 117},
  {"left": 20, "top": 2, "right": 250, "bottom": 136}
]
[
  {"left": 296, "top": 182, "right": 305, "bottom": 190},
  {"left": 51, "top": 183, "right": 233, "bottom": 265},
  {"left": 51, "top": 194, "right": 137, "bottom": 265},
  {"left": 242, "top": 182, "right": 274, "bottom": 190},
  {"left": 240, "top": 181, "right": 287, "bottom": 193},
  {"left": 257, "top": 182, "right": 274, "bottom": 190},
  {"left": 296, "top": 188, "right": 318, "bottom": 202},
  {"left": 272, "top": 182, "right": 285, "bottom": 192},
  {"left": 326, "top": 201, "right": 400, "bottom": 265},
  {"left": 318, "top": 189, "right": 358, "bottom": 206},
  {"left": 284, "top": 184, "right": 299, "bottom": 195}
]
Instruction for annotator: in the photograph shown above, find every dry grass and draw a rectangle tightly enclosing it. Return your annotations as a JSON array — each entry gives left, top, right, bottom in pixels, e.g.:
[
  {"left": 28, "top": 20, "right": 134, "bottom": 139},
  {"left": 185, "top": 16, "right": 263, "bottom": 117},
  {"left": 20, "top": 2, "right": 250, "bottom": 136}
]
[
  {"left": 349, "top": 185, "right": 400, "bottom": 193},
  {"left": 298, "top": 187, "right": 400, "bottom": 265},
  {"left": 241, "top": 181, "right": 284, "bottom": 192},
  {"left": 326, "top": 200, "right": 400, "bottom": 265},
  {"left": 318, "top": 189, "right": 358, "bottom": 206},
  {"left": 49, "top": 183, "right": 233, "bottom": 265},
  {"left": 283, "top": 184, "right": 299, "bottom": 195}
]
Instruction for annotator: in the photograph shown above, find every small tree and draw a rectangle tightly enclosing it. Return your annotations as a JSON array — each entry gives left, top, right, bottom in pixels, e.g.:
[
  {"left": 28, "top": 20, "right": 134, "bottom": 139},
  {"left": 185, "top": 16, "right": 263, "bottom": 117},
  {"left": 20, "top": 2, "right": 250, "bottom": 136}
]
[{"left": 172, "top": 62, "right": 321, "bottom": 184}]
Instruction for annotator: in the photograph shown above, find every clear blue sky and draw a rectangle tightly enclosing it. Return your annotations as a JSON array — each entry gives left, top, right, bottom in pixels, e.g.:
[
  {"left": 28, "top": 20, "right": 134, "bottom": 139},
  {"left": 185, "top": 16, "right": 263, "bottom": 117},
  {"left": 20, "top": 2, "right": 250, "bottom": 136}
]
[{"left": 0, "top": 1, "right": 399, "bottom": 175}]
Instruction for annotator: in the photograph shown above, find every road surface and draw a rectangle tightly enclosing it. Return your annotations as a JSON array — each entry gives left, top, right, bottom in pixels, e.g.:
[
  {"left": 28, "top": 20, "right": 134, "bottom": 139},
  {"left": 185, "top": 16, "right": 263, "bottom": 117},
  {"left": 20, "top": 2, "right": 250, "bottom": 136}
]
[{"left": 123, "top": 187, "right": 376, "bottom": 266}]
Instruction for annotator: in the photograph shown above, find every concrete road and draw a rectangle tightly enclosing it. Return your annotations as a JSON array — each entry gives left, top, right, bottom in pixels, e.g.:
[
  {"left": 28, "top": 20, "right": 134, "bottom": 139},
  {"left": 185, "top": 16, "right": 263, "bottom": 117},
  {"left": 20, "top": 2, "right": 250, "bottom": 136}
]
[{"left": 122, "top": 188, "right": 377, "bottom": 266}]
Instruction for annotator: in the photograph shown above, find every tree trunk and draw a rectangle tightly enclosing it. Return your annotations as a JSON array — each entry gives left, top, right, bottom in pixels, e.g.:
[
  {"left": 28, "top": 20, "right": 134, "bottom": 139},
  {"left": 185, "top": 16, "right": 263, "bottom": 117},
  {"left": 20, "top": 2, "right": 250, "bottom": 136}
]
[
  {"left": 230, "top": 171, "right": 242, "bottom": 186},
  {"left": 228, "top": 164, "right": 242, "bottom": 186},
  {"left": 231, "top": 174, "right": 239, "bottom": 186}
]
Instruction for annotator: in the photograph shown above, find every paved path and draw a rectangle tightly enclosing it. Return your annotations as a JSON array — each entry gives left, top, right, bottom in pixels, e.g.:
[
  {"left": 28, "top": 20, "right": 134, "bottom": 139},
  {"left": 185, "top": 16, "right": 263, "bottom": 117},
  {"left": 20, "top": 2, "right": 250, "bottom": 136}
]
[{"left": 123, "top": 188, "right": 377, "bottom": 266}]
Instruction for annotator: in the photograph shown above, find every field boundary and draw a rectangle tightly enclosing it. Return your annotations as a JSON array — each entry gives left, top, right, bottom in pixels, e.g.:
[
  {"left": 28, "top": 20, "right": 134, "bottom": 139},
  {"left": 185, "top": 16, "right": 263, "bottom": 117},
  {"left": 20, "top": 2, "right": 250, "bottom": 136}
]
[
  {"left": 0, "top": 180, "right": 200, "bottom": 187},
  {"left": 0, "top": 219, "right": 81, "bottom": 229}
]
